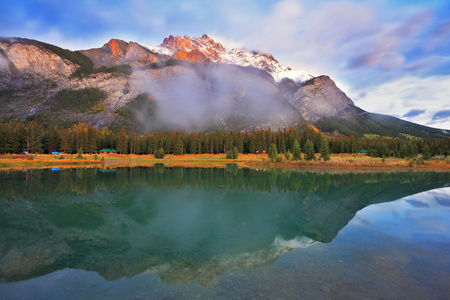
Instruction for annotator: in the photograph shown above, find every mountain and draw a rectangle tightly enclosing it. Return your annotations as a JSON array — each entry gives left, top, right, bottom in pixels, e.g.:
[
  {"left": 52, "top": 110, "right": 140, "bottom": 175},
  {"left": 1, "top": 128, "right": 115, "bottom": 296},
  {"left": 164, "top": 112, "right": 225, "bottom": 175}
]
[{"left": 0, "top": 35, "right": 448, "bottom": 137}]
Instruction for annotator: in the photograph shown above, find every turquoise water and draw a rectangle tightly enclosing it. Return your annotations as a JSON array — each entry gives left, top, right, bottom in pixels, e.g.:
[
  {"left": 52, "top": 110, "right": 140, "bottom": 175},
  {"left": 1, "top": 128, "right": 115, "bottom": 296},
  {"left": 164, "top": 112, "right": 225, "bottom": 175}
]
[{"left": 0, "top": 166, "right": 449, "bottom": 299}]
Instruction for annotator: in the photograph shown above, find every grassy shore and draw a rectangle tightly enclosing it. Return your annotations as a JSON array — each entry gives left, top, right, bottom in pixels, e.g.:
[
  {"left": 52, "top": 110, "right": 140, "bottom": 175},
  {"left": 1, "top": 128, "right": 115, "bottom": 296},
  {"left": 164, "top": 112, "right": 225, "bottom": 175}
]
[{"left": 0, "top": 153, "right": 449, "bottom": 171}]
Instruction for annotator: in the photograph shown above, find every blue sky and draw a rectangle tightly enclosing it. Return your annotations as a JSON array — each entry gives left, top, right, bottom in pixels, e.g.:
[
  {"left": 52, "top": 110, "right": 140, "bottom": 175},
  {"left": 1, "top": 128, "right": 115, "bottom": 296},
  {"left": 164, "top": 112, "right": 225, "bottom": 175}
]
[{"left": 1, "top": 0, "right": 450, "bottom": 129}]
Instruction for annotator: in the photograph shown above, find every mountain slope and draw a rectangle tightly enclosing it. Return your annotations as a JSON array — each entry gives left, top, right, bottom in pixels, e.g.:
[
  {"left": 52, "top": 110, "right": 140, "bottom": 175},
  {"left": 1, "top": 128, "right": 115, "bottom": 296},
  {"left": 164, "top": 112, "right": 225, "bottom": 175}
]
[{"left": 0, "top": 36, "right": 448, "bottom": 137}]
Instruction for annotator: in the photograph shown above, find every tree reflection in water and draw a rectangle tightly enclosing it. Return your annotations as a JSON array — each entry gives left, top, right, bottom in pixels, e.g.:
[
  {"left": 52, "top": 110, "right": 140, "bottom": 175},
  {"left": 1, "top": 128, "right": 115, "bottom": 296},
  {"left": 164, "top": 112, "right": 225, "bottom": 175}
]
[{"left": 0, "top": 166, "right": 448, "bottom": 285}]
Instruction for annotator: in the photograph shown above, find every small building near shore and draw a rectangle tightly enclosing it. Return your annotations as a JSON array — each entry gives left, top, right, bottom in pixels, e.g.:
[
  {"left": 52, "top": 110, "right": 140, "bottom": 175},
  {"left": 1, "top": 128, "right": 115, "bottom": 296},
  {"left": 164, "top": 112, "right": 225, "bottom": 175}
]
[{"left": 99, "top": 149, "right": 117, "bottom": 154}]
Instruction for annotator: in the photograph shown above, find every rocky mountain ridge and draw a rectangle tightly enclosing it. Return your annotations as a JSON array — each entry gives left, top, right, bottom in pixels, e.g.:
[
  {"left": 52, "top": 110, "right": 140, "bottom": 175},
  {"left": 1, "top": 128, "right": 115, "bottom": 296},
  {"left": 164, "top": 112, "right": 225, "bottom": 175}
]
[
  {"left": 0, "top": 35, "right": 447, "bottom": 137},
  {"left": 143, "top": 34, "right": 314, "bottom": 83}
]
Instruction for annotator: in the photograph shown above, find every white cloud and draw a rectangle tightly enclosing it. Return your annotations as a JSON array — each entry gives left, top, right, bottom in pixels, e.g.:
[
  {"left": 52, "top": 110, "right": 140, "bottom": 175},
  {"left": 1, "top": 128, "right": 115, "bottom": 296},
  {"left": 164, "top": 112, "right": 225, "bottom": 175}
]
[
  {"left": 3, "top": 0, "right": 448, "bottom": 131},
  {"left": 347, "top": 75, "right": 450, "bottom": 129},
  {"left": 207, "top": 0, "right": 449, "bottom": 129},
  {"left": 210, "top": 0, "right": 436, "bottom": 80}
]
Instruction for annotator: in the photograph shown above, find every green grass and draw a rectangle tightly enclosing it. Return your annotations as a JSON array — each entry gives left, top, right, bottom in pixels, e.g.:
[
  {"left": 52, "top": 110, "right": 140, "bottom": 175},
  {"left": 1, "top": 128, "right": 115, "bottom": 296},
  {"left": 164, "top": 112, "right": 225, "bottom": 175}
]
[
  {"left": 399, "top": 133, "right": 419, "bottom": 140},
  {"left": 316, "top": 111, "right": 449, "bottom": 139},
  {"left": 93, "top": 64, "right": 133, "bottom": 75},
  {"left": 364, "top": 134, "right": 381, "bottom": 139},
  {"left": 25, "top": 114, "right": 79, "bottom": 129},
  {"left": 46, "top": 88, "right": 107, "bottom": 113}
]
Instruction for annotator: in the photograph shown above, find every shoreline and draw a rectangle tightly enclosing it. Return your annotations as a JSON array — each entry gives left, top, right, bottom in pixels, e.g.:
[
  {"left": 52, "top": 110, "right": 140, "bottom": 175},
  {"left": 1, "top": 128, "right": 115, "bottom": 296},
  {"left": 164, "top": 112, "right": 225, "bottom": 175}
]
[{"left": 0, "top": 153, "right": 448, "bottom": 172}]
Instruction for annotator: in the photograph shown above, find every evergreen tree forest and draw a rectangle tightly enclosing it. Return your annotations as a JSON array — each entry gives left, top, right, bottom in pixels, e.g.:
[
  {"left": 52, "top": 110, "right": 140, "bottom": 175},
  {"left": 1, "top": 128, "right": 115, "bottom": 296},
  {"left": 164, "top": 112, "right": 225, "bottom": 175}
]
[{"left": 0, "top": 118, "right": 449, "bottom": 159}]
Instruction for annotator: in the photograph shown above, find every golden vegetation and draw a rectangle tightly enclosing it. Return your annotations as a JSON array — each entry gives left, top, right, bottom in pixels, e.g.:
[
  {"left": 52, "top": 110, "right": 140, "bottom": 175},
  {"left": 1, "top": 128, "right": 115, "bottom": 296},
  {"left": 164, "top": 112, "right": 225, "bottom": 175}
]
[{"left": 0, "top": 153, "right": 448, "bottom": 171}]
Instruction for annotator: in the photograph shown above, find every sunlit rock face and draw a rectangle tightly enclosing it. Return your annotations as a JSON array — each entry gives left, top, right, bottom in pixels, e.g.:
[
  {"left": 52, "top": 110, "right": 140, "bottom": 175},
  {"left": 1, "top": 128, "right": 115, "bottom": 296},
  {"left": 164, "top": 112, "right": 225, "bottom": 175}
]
[
  {"left": 284, "top": 76, "right": 358, "bottom": 123},
  {"left": 104, "top": 39, "right": 128, "bottom": 57},
  {"left": 0, "top": 39, "right": 76, "bottom": 84},
  {"left": 157, "top": 34, "right": 302, "bottom": 76},
  {"left": 173, "top": 49, "right": 211, "bottom": 63},
  {"left": 0, "top": 35, "right": 447, "bottom": 137},
  {"left": 81, "top": 39, "right": 158, "bottom": 68}
]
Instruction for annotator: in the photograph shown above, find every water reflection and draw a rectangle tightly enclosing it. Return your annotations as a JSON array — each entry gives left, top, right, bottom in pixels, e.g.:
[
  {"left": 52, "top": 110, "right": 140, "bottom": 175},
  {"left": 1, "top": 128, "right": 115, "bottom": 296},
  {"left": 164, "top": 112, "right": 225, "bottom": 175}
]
[{"left": 0, "top": 166, "right": 448, "bottom": 285}]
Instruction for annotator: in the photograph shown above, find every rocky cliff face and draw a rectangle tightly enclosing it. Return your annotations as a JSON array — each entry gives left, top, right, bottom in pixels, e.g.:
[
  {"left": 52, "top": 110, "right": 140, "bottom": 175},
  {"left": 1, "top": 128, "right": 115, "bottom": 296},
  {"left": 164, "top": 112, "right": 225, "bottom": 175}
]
[
  {"left": 282, "top": 76, "right": 357, "bottom": 123},
  {"left": 140, "top": 34, "right": 313, "bottom": 83},
  {"left": 0, "top": 39, "right": 76, "bottom": 87},
  {"left": 0, "top": 36, "right": 308, "bottom": 131},
  {"left": 80, "top": 39, "right": 159, "bottom": 68},
  {"left": 0, "top": 36, "right": 446, "bottom": 136}
]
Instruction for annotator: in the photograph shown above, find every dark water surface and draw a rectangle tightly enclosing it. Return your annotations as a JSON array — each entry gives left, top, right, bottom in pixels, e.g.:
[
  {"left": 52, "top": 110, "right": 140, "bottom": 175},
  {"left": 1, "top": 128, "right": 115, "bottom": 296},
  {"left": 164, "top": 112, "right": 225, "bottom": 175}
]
[{"left": 0, "top": 166, "right": 449, "bottom": 299}]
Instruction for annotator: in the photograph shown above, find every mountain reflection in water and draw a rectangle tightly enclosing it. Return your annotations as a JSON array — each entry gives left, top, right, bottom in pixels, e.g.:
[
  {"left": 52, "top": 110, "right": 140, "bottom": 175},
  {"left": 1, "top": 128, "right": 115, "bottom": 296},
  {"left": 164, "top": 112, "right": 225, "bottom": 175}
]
[{"left": 0, "top": 166, "right": 448, "bottom": 285}]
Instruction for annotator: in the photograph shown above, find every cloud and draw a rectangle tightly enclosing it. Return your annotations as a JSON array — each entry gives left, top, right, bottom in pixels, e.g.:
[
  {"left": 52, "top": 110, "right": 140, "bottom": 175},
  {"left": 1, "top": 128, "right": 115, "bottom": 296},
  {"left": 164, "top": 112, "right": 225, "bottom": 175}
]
[
  {"left": 432, "top": 110, "right": 450, "bottom": 121},
  {"left": 403, "top": 109, "right": 426, "bottom": 118},
  {"left": 130, "top": 64, "right": 286, "bottom": 131},
  {"left": 345, "top": 11, "right": 431, "bottom": 72},
  {"left": 405, "top": 200, "right": 429, "bottom": 208},
  {"left": 347, "top": 75, "right": 450, "bottom": 129},
  {"left": 2, "top": 0, "right": 450, "bottom": 129},
  {"left": 435, "top": 195, "right": 450, "bottom": 207},
  {"left": 427, "top": 19, "right": 450, "bottom": 50}
]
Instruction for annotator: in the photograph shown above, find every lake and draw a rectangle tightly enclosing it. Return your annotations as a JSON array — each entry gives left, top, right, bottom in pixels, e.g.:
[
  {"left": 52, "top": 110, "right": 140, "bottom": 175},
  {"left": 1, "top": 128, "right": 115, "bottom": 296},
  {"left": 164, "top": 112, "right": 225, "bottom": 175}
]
[{"left": 0, "top": 166, "right": 449, "bottom": 299}]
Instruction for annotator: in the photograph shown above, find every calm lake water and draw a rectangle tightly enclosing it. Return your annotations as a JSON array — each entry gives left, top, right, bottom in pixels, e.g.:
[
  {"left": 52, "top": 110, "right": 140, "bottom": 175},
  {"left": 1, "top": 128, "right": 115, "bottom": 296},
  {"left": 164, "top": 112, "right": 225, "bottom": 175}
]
[{"left": 0, "top": 166, "right": 449, "bottom": 299}]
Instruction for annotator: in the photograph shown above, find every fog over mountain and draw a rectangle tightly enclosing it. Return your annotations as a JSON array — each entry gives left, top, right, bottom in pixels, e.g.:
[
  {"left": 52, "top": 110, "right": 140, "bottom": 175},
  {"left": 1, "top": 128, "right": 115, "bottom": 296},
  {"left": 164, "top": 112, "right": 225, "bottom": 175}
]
[{"left": 0, "top": 35, "right": 448, "bottom": 138}]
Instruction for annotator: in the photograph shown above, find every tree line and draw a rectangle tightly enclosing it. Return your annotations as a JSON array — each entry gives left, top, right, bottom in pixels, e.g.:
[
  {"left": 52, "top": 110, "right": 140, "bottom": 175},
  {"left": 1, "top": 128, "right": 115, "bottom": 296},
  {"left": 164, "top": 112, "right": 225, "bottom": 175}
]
[{"left": 0, "top": 118, "right": 448, "bottom": 159}]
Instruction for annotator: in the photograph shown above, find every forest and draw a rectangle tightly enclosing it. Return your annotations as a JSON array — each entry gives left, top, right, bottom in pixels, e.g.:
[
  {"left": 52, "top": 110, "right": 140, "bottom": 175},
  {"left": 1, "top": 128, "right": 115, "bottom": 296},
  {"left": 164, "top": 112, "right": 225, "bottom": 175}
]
[{"left": 0, "top": 118, "right": 449, "bottom": 160}]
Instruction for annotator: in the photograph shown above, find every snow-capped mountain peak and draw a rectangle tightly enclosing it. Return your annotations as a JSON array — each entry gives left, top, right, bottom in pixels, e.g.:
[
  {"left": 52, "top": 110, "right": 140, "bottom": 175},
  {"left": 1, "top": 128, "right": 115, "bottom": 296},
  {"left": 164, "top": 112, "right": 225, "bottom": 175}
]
[{"left": 138, "top": 34, "right": 314, "bottom": 84}]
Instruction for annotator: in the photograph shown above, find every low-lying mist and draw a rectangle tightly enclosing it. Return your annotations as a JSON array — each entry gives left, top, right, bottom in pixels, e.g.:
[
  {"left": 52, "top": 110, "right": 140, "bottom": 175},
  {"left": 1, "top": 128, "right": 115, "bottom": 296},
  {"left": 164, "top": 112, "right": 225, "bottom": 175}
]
[{"left": 130, "top": 63, "right": 298, "bottom": 132}]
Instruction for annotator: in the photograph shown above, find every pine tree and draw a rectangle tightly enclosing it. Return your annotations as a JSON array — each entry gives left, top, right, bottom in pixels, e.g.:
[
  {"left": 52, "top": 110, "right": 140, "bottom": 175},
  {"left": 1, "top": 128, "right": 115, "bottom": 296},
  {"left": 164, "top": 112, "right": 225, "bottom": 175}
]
[
  {"left": 27, "top": 121, "right": 44, "bottom": 154},
  {"left": 292, "top": 141, "right": 302, "bottom": 160},
  {"left": 190, "top": 134, "right": 198, "bottom": 154},
  {"left": 236, "top": 135, "right": 244, "bottom": 153},
  {"left": 147, "top": 135, "right": 156, "bottom": 154},
  {"left": 0, "top": 124, "right": 13, "bottom": 153},
  {"left": 285, "top": 150, "right": 291, "bottom": 160},
  {"left": 305, "top": 140, "right": 316, "bottom": 161},
  {"left": 197, "top": 138, "right": 202, "bottom": 154},
  {"left": 279, "top": 134, "right": 286, "bottom": 154},
  {"left": 268, "top": 143, "right": 278, "bottom": 161},
  {"left": 129, "top": 131, "right": 136, "bottom": 154},
  {"left": 116, "top": 128, "right": 128, "bottom": 154},
  {"left": 201, "top": 136, "right": 209, "bottom": 154},
  {"left": 320, "top": 139, "right": 331, "bottom": 161},
  {"left": 173, "top": 136, "right": 183, "bottom": 155},
  {"left": 249, "top": 135, "right": 256, "bottom": 153},
  {"left": 60, "top": 129, "right": 72, "bottom": 153},
  {"left": 422, "top": 144, "right": 432, "bottom": 160},
  {"left": 44, "top": 125, "right": 60, "bottom": 154},
  {"left": 287, "top": 131, "right": 297, "bottom": 152},
  {"left": 12, "top": 123, "right": 26, "bottom": 154},
  {"left": 232, "top": 146, "right": 239, "bottom": 159}
]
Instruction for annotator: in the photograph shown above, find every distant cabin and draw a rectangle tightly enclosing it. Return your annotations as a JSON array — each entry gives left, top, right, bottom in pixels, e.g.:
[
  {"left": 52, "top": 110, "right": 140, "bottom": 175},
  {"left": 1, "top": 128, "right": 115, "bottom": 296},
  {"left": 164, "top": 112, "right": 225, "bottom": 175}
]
[{"left": 99, "top": 149, "right": 117, "bottom": 154}]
